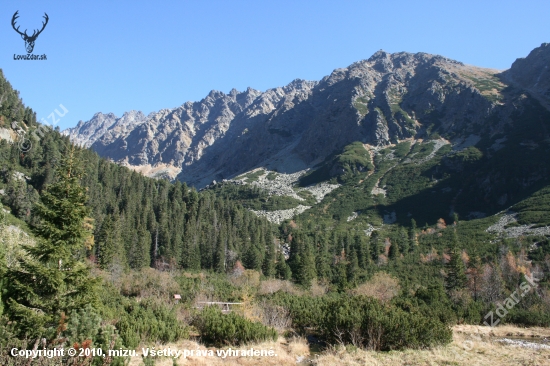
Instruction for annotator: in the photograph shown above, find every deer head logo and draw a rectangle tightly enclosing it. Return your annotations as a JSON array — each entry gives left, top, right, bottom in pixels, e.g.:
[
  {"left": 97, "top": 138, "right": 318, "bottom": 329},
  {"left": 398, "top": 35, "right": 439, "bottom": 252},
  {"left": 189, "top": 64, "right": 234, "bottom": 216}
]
[{"left": 11, "top": 11, "right": 49, "bottom": 54}]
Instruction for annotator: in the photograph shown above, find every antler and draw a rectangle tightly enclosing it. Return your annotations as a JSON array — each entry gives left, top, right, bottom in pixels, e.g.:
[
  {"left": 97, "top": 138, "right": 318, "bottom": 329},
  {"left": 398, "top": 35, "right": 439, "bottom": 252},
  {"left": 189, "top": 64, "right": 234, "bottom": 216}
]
[
  {"left": 29, "top": 13, "right": 49, "bottom": 39},
  {"left": 11, "top": 11, "right": 27, "bottom": 37}
]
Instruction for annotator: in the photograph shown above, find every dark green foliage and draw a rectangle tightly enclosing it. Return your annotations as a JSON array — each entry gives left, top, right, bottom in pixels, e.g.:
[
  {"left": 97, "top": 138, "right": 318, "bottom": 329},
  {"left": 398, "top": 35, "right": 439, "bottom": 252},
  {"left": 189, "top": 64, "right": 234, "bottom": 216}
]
[
  {"left": 452, "top": 146, "right": 483, "bottom": 164},
  {"left": 262, "top": 237, "right": 276, "bottom": 278},
  {"left": 289, "top": 234, "right": 317, "bottom": 287},
  {"left": 63, "top": 304, "right": 127, "bottom": 366},
  {"left": 444, "top": 232, "right": 467, "bottom": 292},
  {"left": 193, "top": 306, "right": 277, "bottom": 346},
  {"left": 506, "top": 308, "right": 550, "bottom": 327},
  {"left": 96, "top": 214, "right": 124, "bottom": 269},
  {"left": 1, "top": 173, "right": 38, "bottom": 222},
  {"left": 175, "top": 273, "right": 243, "bottom": 303},
  {"left": 266, "top": 172, "right": 277, "bottom": 181},
  {"left": 321, "top": 296, "right": 452, "bottom": 350},
  {"left": 211, "top": 183, "right": 307, "bottom": 210},
  {"left": 346, "top": 249, "right": 359, "bottom": 285},
  {"left": 116, "top": 299, "right": 188, "bottom": 348},
  {"left": 276, "top": 252, "right": 292, "bottom": 280},
  {"left": 235, "top": 169, "right": 265, "bottom": 183},
  {"left": 1, "top": 121, "right": 279, "bottom": 276},
  {"left": 388, "top": 240, "right": 399, "bottom": 260},
  {"left": 513, "top": 186, "right": 550, "bottom": 226},
  {"left": 5, "top": 145, "right": 100, "bottom": 339},
  {"left": 370, "top": 231, "right": 382, "bottom": 261},
  {"left": 393, "top": 141, "right": 411, "bottom": 158},
  {"left": 299, "top": 142, "right": 373, "bottom": 186},
  {"left": 0, "top": 69, "right": 37, "bottom": 129},
  {"left": 267, "top": 292, "right": 451, "bottom": 350},
  {"left": 267, "top": 292, "right": 327, "bottom": 333},
  {"left": 63, "top": 304, "right": 102, "bottom": 344}
]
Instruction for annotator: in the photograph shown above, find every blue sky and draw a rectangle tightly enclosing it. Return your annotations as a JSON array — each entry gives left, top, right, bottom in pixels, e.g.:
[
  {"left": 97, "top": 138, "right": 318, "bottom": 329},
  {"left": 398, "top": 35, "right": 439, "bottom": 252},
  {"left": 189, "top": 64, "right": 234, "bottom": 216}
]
[{"left": 1, "top": 0, "right": 549, "bottom": 130}]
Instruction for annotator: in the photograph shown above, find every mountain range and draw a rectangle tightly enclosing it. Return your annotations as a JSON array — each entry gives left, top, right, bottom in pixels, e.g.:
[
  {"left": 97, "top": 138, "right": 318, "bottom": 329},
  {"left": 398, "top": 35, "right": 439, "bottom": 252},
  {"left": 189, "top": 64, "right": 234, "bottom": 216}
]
[
  {"left": 63, "top": 44, "right": 548, "bottom": 188},
  {"left": 63, "top": 43, "right": 550, "bottom": 227}
]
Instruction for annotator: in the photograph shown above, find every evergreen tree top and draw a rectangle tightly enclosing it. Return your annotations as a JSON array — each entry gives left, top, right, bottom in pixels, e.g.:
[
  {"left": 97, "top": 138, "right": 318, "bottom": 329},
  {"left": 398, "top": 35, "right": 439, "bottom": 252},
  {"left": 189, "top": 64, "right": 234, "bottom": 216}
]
[{"left": 30, "top": 144, "right": 93, "bottom": 264}]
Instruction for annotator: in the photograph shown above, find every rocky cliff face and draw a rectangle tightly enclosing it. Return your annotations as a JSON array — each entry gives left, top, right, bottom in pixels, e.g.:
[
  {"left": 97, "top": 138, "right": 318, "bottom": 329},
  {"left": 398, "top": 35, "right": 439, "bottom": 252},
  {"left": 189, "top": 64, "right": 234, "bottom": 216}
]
[
  {"left": 64, "top": 44, "right": 550, "bottom": 187},
  {"left": 503, "top": 43, "right": 550, "bottom": 109}
]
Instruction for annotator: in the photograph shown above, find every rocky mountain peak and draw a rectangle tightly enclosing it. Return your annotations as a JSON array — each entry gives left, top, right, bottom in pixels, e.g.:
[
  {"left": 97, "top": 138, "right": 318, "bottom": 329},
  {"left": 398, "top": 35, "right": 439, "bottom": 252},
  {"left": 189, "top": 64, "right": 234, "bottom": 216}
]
[
  {"left": 64, "top": 46, "right": 548, "bottom": 187},
  {"left": 504, "top": 43, "right": 550, "bottom": 109}
]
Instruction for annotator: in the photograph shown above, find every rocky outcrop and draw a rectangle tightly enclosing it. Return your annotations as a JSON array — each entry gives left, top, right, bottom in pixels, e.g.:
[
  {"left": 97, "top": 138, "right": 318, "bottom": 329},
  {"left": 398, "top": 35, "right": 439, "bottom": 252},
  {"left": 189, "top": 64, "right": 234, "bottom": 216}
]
[
  {"left": 503, "top": 43, "right": 550, "bottom": 109},
  {"left": 64, "top": 47, "right": 548, "bottom": 187}
]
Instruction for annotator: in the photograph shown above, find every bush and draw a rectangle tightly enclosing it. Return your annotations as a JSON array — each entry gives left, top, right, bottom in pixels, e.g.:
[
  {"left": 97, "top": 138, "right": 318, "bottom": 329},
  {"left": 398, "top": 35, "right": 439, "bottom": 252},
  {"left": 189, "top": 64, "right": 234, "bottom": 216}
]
[
  {"left": 193, "top": 306, "right": 277, "bottom": 346},
  {"left": 267, "top": 292, "right": 327, "bottom": 333},
  {"left": 321, "top": 296, "right": 452, "bottom": 350},
  {"left": 116, "top": 298, "right": 188, "bottom": 348},
  {"left": 506, "top": 307, "right": 550, "bottom": 327}
]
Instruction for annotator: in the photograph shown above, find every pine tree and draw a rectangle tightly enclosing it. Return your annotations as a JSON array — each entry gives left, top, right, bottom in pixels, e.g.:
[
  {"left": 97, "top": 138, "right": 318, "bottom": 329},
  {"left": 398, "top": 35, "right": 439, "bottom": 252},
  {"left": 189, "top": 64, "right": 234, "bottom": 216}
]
[{"left": 6, "top": 145, "right": 100, "bottom": 339}]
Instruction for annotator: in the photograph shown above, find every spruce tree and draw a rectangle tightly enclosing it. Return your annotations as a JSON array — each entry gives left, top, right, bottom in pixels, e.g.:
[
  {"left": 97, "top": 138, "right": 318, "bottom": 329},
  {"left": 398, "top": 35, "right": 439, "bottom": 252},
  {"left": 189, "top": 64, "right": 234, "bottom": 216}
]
[
  {"left": 6, "top": 145, "right": 100, "bottom": 339},
  {"left": 214, "top": 233, "right": 226, "bottom": 273},
  {"left": 262, "top": 237, "right": 276, "bottom": 278},
  {"left": 467, "top": 254, "right": 482, "bottom": 301},
  {"left": 316, "top": 237, "right": 332, "bottom": 280},
  {"left": 444, "top": 231, "right": 467, "bottom": 292},
  {"left": 388, "top": 241, "right": 400, "bottom": 260},
  {"left": 370, "top": 230, "right": 381, "bottom": 261},
  {"left": 276, "top": 252, "right": 291, "bottom": 280},
  {"left": 347, "top": 249, "right": 359, "bottom": 285},
  {"left": 398, "top": 227, "right": 409, "bottom": 255},
  {"left": 354, "top": 234, "right": 367, "bottom": 269},
  {"left": 96, "top": 214, "right": 121, "bottom": 269},
  {"left": 409, "top": 219, "right": 417, "bottom": 254},
  {"left": 243, "top": 243, "right": 261, "bottom": 271},
  {"left": 333, "top": 260, "right": 348, "bottom": 292},
  {"left": 298, "top": 239, "right": 317, "bottom": 288}
]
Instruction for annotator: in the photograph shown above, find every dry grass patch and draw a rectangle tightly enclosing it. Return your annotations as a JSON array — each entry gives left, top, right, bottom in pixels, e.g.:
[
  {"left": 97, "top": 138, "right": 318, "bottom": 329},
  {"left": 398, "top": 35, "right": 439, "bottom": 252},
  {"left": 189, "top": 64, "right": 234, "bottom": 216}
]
[
  {"left": 258, "top": 279, "right": 302, "bottom": 295},
  {"left": 314, "top": 324, "right": 550, "bottom": 366},
  {"left": 124, "top": 325, "right": 550, "bottom": 366},
  {"left": 350, "top": 272, "right": 400, "bottom": 303},
  {"left": 126, "top": 337, "right": 308, "bottom": 366}
]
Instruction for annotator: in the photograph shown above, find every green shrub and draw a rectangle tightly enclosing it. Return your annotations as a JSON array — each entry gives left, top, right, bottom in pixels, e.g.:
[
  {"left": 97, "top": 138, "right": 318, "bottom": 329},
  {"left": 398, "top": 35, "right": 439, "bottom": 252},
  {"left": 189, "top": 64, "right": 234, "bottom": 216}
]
[
  {"left": 267, "top": 292, "right": 328, "bottom": 333},
  {"left": 321, "top": 296, "right": 452, "bottom": 350},
  {"left": 506, "top": 307, "right": 550, "bottom": 327},
  {"left": 193, "top": 306, "right": 277, "bottom": 346},
  {"left": 116, "top": 298, "right": 188, "bottom": 348}
]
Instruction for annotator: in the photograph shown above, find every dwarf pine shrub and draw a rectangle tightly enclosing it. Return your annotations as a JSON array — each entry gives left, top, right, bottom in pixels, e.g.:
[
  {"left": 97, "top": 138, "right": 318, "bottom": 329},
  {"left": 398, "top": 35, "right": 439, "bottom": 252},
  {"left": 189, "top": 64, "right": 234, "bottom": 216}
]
[{"left": 193, "top": 306, "right": 277, "bottom": 346}]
